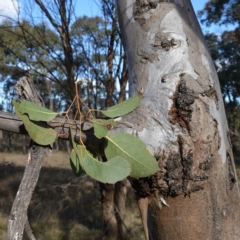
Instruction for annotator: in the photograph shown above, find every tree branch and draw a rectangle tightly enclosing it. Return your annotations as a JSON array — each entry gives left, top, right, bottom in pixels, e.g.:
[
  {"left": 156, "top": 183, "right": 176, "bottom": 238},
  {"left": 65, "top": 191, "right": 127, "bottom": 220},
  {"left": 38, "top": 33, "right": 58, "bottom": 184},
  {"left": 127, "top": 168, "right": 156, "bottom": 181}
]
[
  {"left": 0, "top": 111, "right": 85, "bottom": 141},
  {"left": 0, "top": 110, "right": 104, "bottom": 155},
  {"left": 24, "top": 213, "right": 37, "bottom": 240},
  {"left": 35, "top": 0, "right": 60, "bottom": 31}
]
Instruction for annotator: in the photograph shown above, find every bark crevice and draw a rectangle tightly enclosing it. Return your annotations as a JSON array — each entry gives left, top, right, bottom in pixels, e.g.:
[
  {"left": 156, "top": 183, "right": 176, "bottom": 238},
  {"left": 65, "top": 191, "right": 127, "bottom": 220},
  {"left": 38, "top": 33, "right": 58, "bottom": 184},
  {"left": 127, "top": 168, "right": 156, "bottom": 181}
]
[{"left": 130, "top": 74, "right": 223, "bottom": 199}]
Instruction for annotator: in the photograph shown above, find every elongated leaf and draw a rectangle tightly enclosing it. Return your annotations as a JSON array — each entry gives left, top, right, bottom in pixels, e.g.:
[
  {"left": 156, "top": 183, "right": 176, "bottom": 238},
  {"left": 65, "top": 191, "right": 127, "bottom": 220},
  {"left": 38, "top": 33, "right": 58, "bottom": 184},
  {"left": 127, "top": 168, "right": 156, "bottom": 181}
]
[
  {"left": 15, "top": 109, "right": 57, "bottom": 145},
  {"left": 69, "top": 129, "right": 85, "bottom": 166},
  {"left": 69, "top": 130, "right": 84, "bottom": 175},
  {"left": 92, "top": 119, "right": 118, "bottom": 139},
  {"left": 100, "top": 94, "right": 142, "bottom": 118},
  {"left": 70, "top": 150, "right": 82, "bottom": 176},
  {"left": 69, "top": 129, "right": 81, "bottom": 155},
  {"left": 13, "top": 99, "right": 58, "bottom": 121},
  {"left": 82, "top": 146, "right": 131, "bottom": 184},
  {"left": 105, "top": 132, "right": 159, "bottom": 178}
]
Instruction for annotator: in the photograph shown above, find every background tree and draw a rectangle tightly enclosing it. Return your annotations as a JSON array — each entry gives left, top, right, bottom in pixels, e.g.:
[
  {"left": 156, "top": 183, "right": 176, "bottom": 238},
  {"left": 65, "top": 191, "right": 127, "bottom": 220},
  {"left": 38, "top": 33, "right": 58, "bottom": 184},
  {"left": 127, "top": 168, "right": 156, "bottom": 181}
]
[
  {"left": 0, "top": 0, "right": 127, "bottom": 113},
  {"left": 70, "top": 2, "right": 129, "bottom": 238},
  {"left": 0, "top": 0, "right": 129, "bottom": 239}
]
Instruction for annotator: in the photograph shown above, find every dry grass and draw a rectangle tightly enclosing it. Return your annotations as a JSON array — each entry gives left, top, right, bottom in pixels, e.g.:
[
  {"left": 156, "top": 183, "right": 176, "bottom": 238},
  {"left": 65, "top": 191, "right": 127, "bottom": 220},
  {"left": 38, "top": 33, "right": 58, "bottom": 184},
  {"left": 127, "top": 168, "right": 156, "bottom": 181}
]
[
  {"left": 2, "top": 151, "right": 239, "bottom": 240},
  {"left": 236, "top": 167, "right": 240, "bottom": 182},
  {"left": 0, "top": 151, "right": 71, "bottom": 168},
  {"left": 0, "top": 152, "right": 145, "bottom": 240}
]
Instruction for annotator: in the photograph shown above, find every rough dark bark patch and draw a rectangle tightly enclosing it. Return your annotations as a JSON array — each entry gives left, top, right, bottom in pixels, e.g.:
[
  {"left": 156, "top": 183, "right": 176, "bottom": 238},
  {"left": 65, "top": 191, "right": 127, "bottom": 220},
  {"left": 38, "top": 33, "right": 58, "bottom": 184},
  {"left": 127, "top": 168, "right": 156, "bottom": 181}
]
[
  {"left": 164, "top": 147, "right": 182, "bottom": 196},
  {"left": 155, "top": 34, "right": 180, "bottom": 52},
  {"left": 133, "top": 0, "right": 158, "bottom": 20},
  {"left": 199, "top": 156, "right": 214, "bottom": 170},
  {"left": 202, "top": 87, "right": 219, "bottom": 109},
  {"left": 130, "top": 76, "right": 223, "bottom": 199},
  {"left": 130, "top": 137, "right": 203, "bottom": 198},
  {"left": 169, "top": 79, "right": 197, "bottom": 129}
]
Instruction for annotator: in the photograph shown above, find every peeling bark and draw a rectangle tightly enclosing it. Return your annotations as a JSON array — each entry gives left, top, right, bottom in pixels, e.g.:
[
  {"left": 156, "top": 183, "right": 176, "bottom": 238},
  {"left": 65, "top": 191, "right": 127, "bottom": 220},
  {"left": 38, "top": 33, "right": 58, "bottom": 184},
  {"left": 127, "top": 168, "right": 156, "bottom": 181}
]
[{"left": 116, "top": 0, "right": 240, "bottom": 239}]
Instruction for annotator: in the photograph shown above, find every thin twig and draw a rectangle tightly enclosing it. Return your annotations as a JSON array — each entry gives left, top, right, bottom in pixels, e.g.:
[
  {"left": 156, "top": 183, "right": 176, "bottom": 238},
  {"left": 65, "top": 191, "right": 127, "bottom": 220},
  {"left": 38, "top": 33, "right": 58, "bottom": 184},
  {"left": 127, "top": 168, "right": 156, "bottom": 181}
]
[{"left": 24, "top": 217, "right": 36, "bottom": 240}]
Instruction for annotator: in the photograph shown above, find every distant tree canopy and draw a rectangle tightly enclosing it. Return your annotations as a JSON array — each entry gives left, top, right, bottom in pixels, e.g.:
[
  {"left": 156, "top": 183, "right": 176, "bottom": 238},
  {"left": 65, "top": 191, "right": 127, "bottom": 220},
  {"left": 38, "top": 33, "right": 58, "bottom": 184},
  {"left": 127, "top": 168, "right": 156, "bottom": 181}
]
[{"left": 0, "top": 0, "right": 127, "bottom": 114}]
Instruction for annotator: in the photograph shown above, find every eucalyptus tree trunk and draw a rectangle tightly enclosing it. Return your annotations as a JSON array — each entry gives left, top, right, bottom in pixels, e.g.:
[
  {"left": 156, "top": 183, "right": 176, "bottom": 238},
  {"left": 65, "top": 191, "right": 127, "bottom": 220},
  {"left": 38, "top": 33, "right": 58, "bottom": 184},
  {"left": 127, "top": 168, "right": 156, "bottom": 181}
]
[{"left": 115, "top": 0, "right": 240, "bottom": 239}]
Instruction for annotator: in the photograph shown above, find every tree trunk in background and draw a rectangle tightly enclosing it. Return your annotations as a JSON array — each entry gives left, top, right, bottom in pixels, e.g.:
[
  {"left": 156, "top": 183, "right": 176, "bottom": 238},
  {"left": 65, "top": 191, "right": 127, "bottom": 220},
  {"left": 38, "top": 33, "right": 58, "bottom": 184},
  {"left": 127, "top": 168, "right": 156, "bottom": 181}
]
[
  {"left": 100, "top": 183, "right": 118, "bottom": 240},
  {"left": 7, "top": 132, "right": 13, "bottom": 153},
  {"left": 0, "top": 130, "right": 2, "bottom": 152},
  {"left": 47, "top": 79, "right": 54, "bottom": 156},
  {"left": 22, "top": 135, "right": 27, "bottom": 154},
  {"left": 46, "top": 79, "right": 53, "bottom": 111},
  {"left": 34, "top": 0, "right": 77, "bottom": 107},
  {"left": 102, "top": 7, "right": 128, "bottom": 235},
  {"left": 114, "top": 179, "right": 127, "bottom": 239},
  {"left": 118, "top": 53, "right": 128, "bottom": 103},
  {"left": 116, "top": 0, "right": 240, "bottom": 239}
]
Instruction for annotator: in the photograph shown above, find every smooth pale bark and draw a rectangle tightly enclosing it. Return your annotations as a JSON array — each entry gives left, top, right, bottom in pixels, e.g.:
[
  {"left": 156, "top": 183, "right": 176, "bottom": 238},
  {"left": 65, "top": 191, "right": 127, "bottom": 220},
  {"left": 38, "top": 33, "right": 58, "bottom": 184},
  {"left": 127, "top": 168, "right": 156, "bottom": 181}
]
[{"left": 115, "top": 0, "right": 240, "bottom": 239}]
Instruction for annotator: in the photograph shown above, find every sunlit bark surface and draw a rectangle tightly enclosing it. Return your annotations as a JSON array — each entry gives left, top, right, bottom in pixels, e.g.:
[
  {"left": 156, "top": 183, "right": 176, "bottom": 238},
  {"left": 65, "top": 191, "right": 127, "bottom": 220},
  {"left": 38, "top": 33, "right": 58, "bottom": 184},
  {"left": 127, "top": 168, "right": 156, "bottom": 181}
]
[{"left": 116, "top": 0, "right": 240, "bottom": 239}]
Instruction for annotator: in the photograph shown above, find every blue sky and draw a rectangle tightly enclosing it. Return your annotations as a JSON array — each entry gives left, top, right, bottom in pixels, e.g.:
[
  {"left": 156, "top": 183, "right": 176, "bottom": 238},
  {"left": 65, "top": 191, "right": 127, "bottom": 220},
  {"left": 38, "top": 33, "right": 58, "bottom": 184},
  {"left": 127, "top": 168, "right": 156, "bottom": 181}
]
[
  {"left": 0, "top": 0, "right": 214, "bottom": 33},
  {"left": 192, "top": 0, "right": 207, "bottom": 12},
  {"left": 75, "top": 0, "right": 207, "bottom": 17},
  {"left": 0, "top": 0, "right": 207, "bottom": 21},
  {"left": 77, "top": 1, "right": 235, "bottom": 34},
  {"left": 74, "top": 0, "right": 227, "bottom": 34}
]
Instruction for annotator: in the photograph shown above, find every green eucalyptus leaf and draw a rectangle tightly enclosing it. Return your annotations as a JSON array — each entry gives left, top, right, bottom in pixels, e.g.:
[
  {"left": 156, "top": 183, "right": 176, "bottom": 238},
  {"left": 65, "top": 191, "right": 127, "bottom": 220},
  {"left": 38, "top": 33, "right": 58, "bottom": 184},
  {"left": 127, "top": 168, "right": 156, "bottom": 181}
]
[
  {"left": 92, "top": 119, "right": 118, "bottom": 139},
  {"left": 15, "top": 109, "right": 57, "bottom": 145},
  {"left": 100, "top": 94, "right": 142, "bottom": 118},
  {"left": 13, "top": 99, "right": 58, "bottom": 121},
  {"left": 69, "top": 129, "right": 79, "bottom": 153},
  {"left": 105, "top": 132, "right": 159, "bottom": 178},
  {"left": 70, "top": 150, "right": 82, "bottom": 176},
  {"left": 69, "top": 129, "right": 84, "bottom": 167},
  {"left": 82, "top": 146, "right": 131, "bottom": 184}
]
